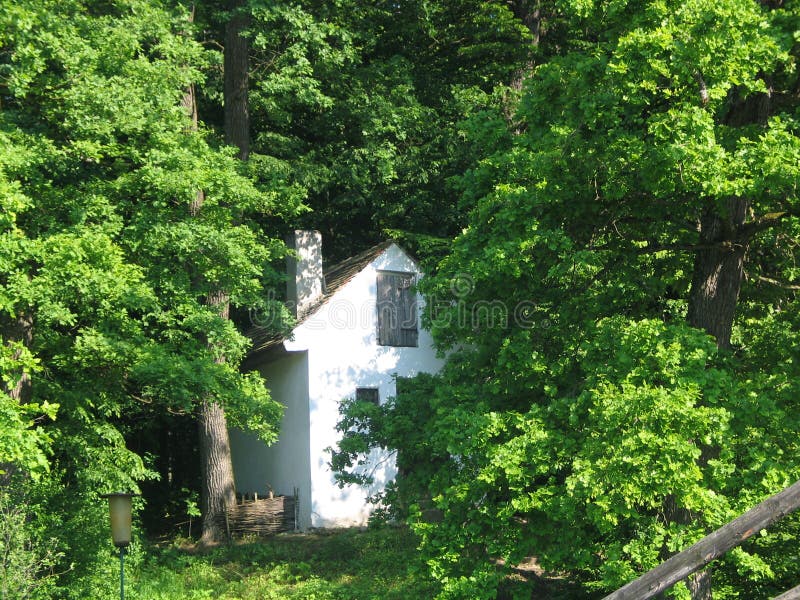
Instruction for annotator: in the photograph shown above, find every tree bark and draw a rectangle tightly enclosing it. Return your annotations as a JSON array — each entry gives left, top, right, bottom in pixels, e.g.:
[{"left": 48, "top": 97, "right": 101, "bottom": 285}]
[
  {"left": 508, "top": 0, "right": 541, "bottom": 94},
  {"left": 198, "top": 400, "right": 236, "bottom": 544},
  {"left": 686, "top": 572, "right": 712, "bottom": 600},
  {"left": 677, "top": 64, "right": 775, "bottom": 598},
  {"left": 191, "top": 0, "right": 251, "bottom": 542},
  {"left": 686, "top": 198, "right": 749, "bottom": 350},
  {"left": 510, "top": 0, "right": 542, "bottom": 47},
  {"left": 197, "top": 288, "right": 235, "bottom": 545},
  {"left": 195, "top": 1, "right": 252, "bottom": 541},
  {"left": 1, "top": 312, "right": 33, "bottom": 404},
  {"left": 679, "top": 198, "right": 748, "bottom": 596},
  {"left": 224, "top": 0, "right": 249, "bottom": 161},
  {"left": 685, "top": 65, "right": 773, "bottom": 351},
  {"left": 182, "top": 14, "right": 238, "bottom": 543}
]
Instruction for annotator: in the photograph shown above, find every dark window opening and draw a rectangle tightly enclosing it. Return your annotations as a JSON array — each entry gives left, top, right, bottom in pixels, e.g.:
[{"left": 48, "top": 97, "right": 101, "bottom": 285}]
[{"left": 356, "top": 387, "right": 380, "bottom": 405}]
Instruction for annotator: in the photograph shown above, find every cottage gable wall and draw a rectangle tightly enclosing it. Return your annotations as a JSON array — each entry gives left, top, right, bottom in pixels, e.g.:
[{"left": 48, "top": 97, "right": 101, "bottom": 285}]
[{"left": 231, "top": 243, "right": 444, "bottom": 529}]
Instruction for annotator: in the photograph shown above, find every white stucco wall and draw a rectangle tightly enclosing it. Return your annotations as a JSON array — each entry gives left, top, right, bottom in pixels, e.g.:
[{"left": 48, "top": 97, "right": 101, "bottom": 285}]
[
  {"left": 230, "top": 351, "right": 313, "bottom": 529},
  {"left": 232, "top": 243, "right": 445, "bottom": 529}
]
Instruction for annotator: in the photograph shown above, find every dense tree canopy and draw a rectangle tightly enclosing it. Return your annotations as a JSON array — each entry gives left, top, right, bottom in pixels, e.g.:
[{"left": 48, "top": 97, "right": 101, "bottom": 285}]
[
  {"left": 221, "top": 0, "right": 534, "bottom": 259},
  {"left": 3, "top": 0, "right": 800, "bottom": 598},
  {"left": 335, "top": 0, "right": 800, "bottom": 598},
  {"left": 0, "top": 0, "right": 289, "bottom": 593}
]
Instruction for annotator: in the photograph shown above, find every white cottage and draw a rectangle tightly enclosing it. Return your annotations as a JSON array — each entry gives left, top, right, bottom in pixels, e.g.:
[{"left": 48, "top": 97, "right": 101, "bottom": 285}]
[{"left": 230, "top": 231, "right": 445, "bottom": 529}]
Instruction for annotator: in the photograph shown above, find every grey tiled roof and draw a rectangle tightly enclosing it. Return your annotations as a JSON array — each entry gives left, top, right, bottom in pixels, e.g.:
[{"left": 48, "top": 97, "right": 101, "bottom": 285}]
[{"left": 246, "top": 241, "right": 396, "bottom": 357}]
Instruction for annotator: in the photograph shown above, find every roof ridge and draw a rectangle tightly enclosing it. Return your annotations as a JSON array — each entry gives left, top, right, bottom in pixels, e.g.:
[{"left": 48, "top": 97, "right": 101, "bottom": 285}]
[
  {"left": 323, "top": 239, "right": 395, "bottom": 278},
  {"left": 245, "top": 239, "right": 401, "bottom": 358}
]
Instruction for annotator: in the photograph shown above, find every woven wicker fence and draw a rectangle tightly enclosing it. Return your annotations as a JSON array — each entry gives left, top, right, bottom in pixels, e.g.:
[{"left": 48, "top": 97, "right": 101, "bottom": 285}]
[{"left": 224, "top": 488, "right": 298, "bottom": 537}]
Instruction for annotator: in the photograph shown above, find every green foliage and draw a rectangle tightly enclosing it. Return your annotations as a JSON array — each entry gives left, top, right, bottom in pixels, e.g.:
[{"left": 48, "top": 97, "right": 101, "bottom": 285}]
[
  {"left": 0, "top": 0, "right": 290, "bottom": 593},
  {"left": 0, "top": 485, "right": 62, "bottom": 600},
  {"left": 0, "top": 342, "right": 53, "bottom": 477},
  {"left": 333, "top": 374, "right": 449, "bottom": 522},
  {"left": 339, "top": 320, "right": 800, "bottom": 598},
  {"left": 206, "top": 0, "right": 535, "bottom": 261},
  {"left": 129, "top": 527, "right": 439, "bottom": 600},
  {"left": 5, "top": 0, "right": 800, "bottom": 598},
  {"left": 334, "top": 1, "right": 800, "bottom": 598}
]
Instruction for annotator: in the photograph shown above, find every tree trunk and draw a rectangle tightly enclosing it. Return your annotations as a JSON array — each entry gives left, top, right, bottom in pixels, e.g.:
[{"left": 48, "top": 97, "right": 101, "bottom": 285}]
[
  {"left": 687, "top": 572, "right": 712, "bottom": 600},
  {"left": 1, "top": 312, "right": 33, "bottom": 404},
  {"left": 676, "top": 198, "right": 749, "bottom": 596},
  {"left": 0, "top": 312, "right": 33, "bottom": 485},
  {"left": 190, "top": 0, "right": 251, "bottom": 542},
  {"left": 224, "top": 0, "right": 249, "bottom": 161},
  {"left": 677, "top": 62, "right": 774, "bottom": 598},
  {"left": 197, "top": 289, "right": 235, "bottom": 545},
  {"left": 686, "top": 198, "right": 749, "bottom": 350},
  {"left": 510, "top": 0, "right": 542, "bottom": 47},
  {"left": 182, "top": 17, "right": 238, "bottom": 542},
  {"left": 506, "top": 1, "right": 544, "bottom": 129},
  {"left": 198, "top": 397, "right": 236, "bottom": 545}
]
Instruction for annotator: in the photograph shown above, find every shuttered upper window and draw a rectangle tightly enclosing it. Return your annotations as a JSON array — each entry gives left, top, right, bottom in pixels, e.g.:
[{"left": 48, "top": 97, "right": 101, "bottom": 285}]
[{"left": 376, "top": 271, "right": 418, "bottom": 347}]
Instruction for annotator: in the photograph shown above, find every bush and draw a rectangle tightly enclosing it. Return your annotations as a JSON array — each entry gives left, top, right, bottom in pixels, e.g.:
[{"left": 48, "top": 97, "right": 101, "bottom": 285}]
[{"left": 0, "top": 485, "right": 61, "bottom": 600}]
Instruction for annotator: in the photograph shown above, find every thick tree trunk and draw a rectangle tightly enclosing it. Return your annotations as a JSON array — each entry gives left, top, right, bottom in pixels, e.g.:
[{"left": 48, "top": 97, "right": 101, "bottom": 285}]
[
  {"left": 189, "top": 0, "right": 251, "bottom": 542},
  {"left": 194, "top": 1, "right": 251, "bottom": 541},
  {"left": 687, "top": 572, "right": 712, "bottom": 600},
  {"left": 182, "top": 32, "right": 238, "bottom": 543},
  {"left": 686, "top": 198, "right": 749, "bottom": 350},
  {"left": 507, "top": 1, "right": 544, "bottom": 129},
  {"left": 676, "top": 63, "right": 774, "bottom": 599},
  {"left": 1, "top": 312, "right": 33, "bottom": 404},
  {"left": 677, "top": 199, "right": 749, "bottom": 597},
  {"left": 510, "top": 0, "right": 542, "bottom": 46},
  {"left": 198, "top": 398, "right": 236, "bottom": 545},
  {"left": 508, "top": 0, "right": 540, "bottom": 94},
  {"left": 197, "top": 290, "right": 235, "bottom": 545},
  {"left": 224, "top": 0, "right": 249, "bottom": 161}
]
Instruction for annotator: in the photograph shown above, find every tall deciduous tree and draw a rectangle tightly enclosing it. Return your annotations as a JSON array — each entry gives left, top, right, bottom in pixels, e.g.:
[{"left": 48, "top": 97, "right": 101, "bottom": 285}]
[
  {"left": 224, "top": 0, "right": 249, "bottom": 161},
  {"left": 335, "top": 1, "right": 800, "bottom": 598},
  {"left": 194, "top": 0, "right": 254, "bottom": 544},
  {"left": 212, "top": 0, "right": 533, "bottom": 261},
  {"left": 0, "top": 0, "right": 287, "bottom": 590}
]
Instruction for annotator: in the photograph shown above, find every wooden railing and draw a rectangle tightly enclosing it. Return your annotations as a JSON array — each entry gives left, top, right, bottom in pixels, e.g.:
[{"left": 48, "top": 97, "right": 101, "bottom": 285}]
[{"left": 603, "top": 479, "right": 800, "bottom": 600}]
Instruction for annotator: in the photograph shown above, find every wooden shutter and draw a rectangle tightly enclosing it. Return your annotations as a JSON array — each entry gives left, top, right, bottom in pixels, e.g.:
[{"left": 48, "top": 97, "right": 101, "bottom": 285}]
[
  {"left": 397, "top": 274, "right": 418, "bottom": 347},
  {"left": 377, "top": 271, "right": 398, "bottom": 346},
  {"left": 377, "top": 271, "right": 418, "bottom": 347}
]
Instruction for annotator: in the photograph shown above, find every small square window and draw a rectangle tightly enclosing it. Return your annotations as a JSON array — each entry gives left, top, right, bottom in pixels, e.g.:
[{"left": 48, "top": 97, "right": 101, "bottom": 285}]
[{"left": 355, "top": 387, "right": 380, "bottom": 405}]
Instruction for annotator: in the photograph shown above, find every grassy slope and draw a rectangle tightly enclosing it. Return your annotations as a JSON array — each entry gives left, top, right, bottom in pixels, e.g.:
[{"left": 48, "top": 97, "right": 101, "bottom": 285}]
[
  {"left": 129, "top": 527, "right": 439, "bottom": 600},
  {"left": 127, "top": 526, "right": 598, "bottom": 600}
]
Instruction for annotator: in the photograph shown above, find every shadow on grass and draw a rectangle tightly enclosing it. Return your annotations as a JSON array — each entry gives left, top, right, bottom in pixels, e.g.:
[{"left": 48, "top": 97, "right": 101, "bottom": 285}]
[
  {"left": 136, "top": 526, "right": 600, "bottom": 600},
  {"left": 136, "top": 526, "right": 438, "bottom": 599}
]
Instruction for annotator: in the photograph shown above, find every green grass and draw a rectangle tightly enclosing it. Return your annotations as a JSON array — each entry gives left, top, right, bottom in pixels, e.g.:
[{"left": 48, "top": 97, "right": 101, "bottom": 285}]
[{"left": 128, "top": 526, "right": 439, "bottom": 600}]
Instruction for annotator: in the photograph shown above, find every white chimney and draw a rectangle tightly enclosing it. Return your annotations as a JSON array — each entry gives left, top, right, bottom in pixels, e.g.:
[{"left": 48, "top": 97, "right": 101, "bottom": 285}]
[{"left": 286, "top": 230, "right": 324, "bottom": 318}]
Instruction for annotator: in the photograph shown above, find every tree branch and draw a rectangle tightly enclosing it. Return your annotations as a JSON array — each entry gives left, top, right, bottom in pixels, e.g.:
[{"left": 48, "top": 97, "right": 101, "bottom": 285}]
[
  {"left": 588, "top": 241, "right": 742, "bottom": 255},
  {"left": 589, "top": 208, "right": 796, "bottom": 256},
  {"left": 737, "top": 210, "right": 793, "bottom": 240},
  {"left": 748, "top": 273, "right": 800, "bottom": 290}
]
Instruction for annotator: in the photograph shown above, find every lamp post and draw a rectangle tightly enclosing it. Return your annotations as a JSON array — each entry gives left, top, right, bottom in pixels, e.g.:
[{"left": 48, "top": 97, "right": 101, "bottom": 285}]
[{"left": 101, "top": 492, "right": 138, "bottom": 600}]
